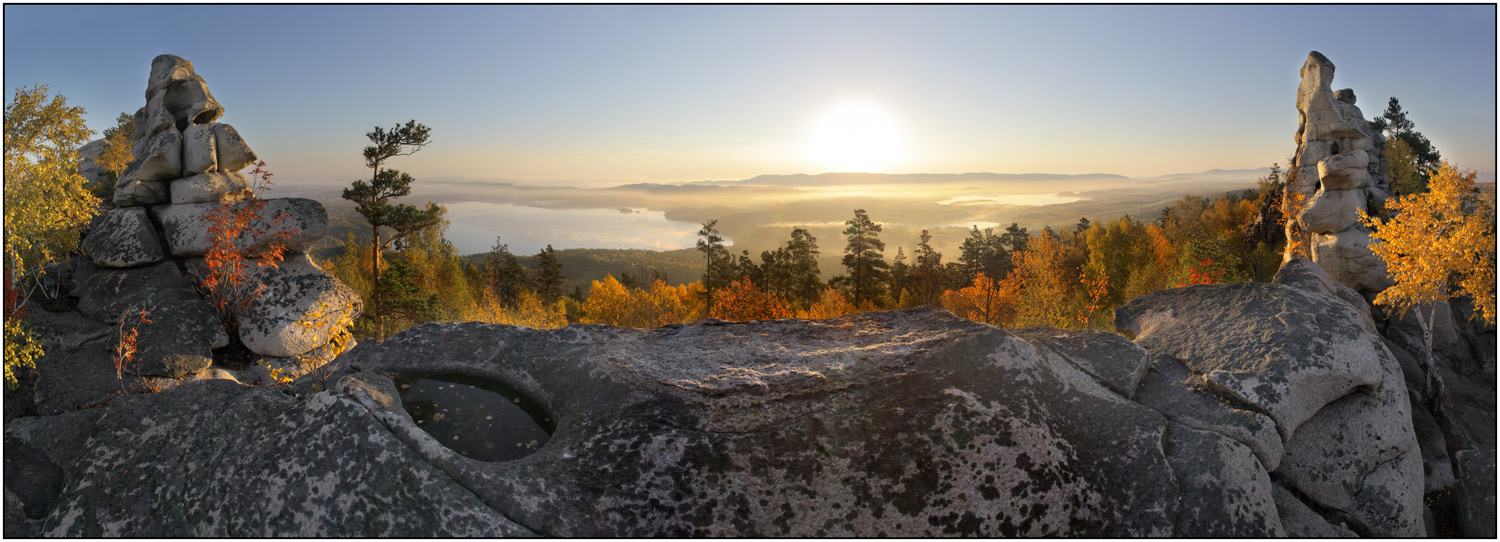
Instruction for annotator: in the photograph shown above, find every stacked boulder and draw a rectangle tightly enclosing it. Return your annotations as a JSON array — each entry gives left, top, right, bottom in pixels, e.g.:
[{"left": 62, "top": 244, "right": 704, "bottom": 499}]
[
  {"left": 1286, "top": 51, "right": 1393, "bottom": 293},
  {"left": 22, "top": 54, "right": 360, "bottom": 415},
  {"left": 1285, "top": 52, "right": 1496, "bottom": 537}
]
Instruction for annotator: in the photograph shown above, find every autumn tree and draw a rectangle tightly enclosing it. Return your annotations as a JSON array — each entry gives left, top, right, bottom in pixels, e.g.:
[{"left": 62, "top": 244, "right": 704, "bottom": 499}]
[
  {"left": 712, "top": 277, "right": 793, "bottom": 321},
  {"left": 4, "top": 84, "right": 99, "bottom": 300},
  {"left": 582, "top": 275, "right": 687, "bottom": 328},
  {"left": 1360, "top": 162, "right": 1496, "bottom": 432},
  {"left": 197, "top": 161, "right": 296, "bottom": 329},
  {"left": 1384, "top": 137, "right": 1423, "bottom": 197},
  {"left": 1010, "top": 233, "right": 1072, "bottom": 328},
  {"left": 840, "top": 209, "right": 890, "bottom": 306},
  {"left": 341, "top": 120, "right": 443, "bottom": 340},
  {"left": 532, "top": 245, "right": 565, "bottom": 305},
  {"left": 941, "top": 272, "right": 1017, "bottom": 327}
]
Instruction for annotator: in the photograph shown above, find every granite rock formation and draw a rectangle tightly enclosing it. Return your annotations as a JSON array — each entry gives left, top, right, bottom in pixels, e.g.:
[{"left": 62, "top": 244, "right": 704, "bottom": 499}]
[
  {"left": 2, "top": 273, "right": 1438, "bottom": 536},
  {"left": 12, "top": 54, "right": 361, "bottom": 416},
  {"left": 1287, "top": 51, "right": 1393, "bottom": 294}
]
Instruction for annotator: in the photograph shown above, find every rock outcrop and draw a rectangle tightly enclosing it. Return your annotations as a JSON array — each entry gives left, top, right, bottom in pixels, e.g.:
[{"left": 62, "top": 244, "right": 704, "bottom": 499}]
[
  {"left": 1287, "top": 51, "right": 1392, "bottom": 294},
  {"left": 11, "top": 54, "right": 361, "bottom": 416},
  {"left": 4, "top": 272, "right": 1444, "bottom": 536}
]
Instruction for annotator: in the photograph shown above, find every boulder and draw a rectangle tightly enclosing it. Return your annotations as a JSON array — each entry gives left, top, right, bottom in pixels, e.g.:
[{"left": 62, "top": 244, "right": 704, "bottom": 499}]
[
  {"left": 1116, "top": 280, "right": 1423, "bottom": 536},
  {"left": 1310, "top": 229, "right": 1394, "bottom": 293},
  {"left": 163, "top": 75, "right": 223, "bottom": 130},
  {"left": 1297, "top": 188, "right": 1365, "bottom": 234},
  {"left": 1161, "top": 423, "right": 1283, "bottom": 536},
  {"left": 1274, "top": 344, "right": 1423, "bottom": 536},
  {"left": 132, "top": 90, "right": 175, "bottom": 156},
  {"left": 1270, "top": 484, "right": 1357, "bottom": 537},
  {"left": 214, "top": 124, "right": 257, "bottom": 172},
  {"left": 122, "top": 126, "right": 182, "bottom": 185},
  {"left": 29, "top": 333, "right": 178, "bottom": 417},
  {"left": 1130, "top": 354, "right": 1284, "bottom": 472},
  {"left": 80, "top": 207, "right": 164, "bottom": 268},
  {"left": 170, "top": 171, "right": 250, "bottom": 205},
  {"left": 128, "top": 289, "right": 228, "bottom": 377},
  {"left": 233, "top": 253, "right": 361, "bottom": 359},
  {"left": 1317, "top": 150, "right": 1369, "bottom": 176},
  {"left": 1115, "top": 283, "right": 1386, "bottom": 442},
  {"left": 10, "top": 307, "right": 1322, "bottom": 536},
  {"left": 75, "top": 139, "right": 110, "bottom": 187},
  {"left": 181, "top": 123, "right": 217, "bottom": 175},
  {"left": 72, "top": 261, "right": 197, "bottom": 324},
  {"left": 13, "top": 380, "right": 531, "bottom": 537},
  {"left": 1272, "top": 259, "right": 1376, "bottom": 334},
  {"left": 1454, "top": 449, "right": 1497, "bottom": 538},
  {"left": 111, "top": 175, "right": 168, "bottom": 207},
  {"left": 156, "top": 197, "right": 327, "bottom": 257},
  {"left": 144, "top": 54, "right": 195, "bottom": 99},
  {"left": 1008, "top": 327, "right": 1151, "bottom": 399}
]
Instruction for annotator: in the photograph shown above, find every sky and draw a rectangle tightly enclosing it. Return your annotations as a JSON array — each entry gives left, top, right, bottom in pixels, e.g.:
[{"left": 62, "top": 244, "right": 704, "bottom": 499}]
[{"left": 4, "top": 4, "right": 1496, "bottom": 189}]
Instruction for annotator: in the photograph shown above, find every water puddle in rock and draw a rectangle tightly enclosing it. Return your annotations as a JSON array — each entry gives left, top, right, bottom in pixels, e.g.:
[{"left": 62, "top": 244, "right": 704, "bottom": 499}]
[{"left": 394, "top": 374, "right": 554, "bottom": 462}]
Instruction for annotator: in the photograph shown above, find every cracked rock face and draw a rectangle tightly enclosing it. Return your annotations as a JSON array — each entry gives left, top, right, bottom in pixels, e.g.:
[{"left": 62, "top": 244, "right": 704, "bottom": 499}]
[
  {"left": 7, "top": 307, "right": 1301, "bottom": 537},
  {"left": 1116, "top": 279, "right": 1423, "bottom": 537},
  {"left": 1287, "top": 51, "right": 1391, "bottom": 294}
]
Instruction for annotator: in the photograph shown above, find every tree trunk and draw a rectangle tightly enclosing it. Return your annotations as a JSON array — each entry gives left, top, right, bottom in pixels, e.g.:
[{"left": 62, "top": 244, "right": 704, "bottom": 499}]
[{"left": 372, "top": 223, "right": 383, "bottom": 342}]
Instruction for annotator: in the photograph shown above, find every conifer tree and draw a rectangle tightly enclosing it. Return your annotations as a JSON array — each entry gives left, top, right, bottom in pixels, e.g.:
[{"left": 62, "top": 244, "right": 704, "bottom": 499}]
[
  {"left": 486, "top": 237, "right": 531, "bottom": 308},
  {"left": 533, "top": 245, "right": 565, "bottom": 305},
  {"left": 696, "top": 220, "right": 732, "bottom": 315},
  {"left": 342, "top": 120, "right": 443, "bottom": 340},
  {"left": 913, "top": 229, "right": 944, "bottom": 306},
  {"left": 840, "top": 209, "right": 889, "bottom": 306}
]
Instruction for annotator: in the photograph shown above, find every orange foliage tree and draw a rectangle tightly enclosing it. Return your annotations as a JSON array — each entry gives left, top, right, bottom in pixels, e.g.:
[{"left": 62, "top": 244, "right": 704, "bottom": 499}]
[
  {"left": 197, "top": 161, "right": 297, "bottom": 330},
  {"left": 711, "top": 277, "right": 793, "bottom": 321},
  {"left": 582, "top": 275, "right": 689, "bottom": 329},
  {"left": 941, "top": 272, "right": 1017, "bottom": 327},
  {"left": 801, "top": 287, "right": 862, "bottom": 320},
  {"left": 1010, "top": 234, "right": 1072, "bottom": 328},
  {"left": 112, "top": 308, "right": 152, "bottom": 395}
]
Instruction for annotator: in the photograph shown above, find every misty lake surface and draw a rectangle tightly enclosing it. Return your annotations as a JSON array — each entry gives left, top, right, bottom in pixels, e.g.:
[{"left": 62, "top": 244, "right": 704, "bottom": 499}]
[
  {"left": 444, "top": 202, "right": 701, "bottom": 255},
  {"left": 395, "top": 374, "right": 555, "bottom": 462}
]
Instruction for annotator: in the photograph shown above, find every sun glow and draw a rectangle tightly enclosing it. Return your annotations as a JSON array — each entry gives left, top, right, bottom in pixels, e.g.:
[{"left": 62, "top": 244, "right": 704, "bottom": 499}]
[{"left": 805, "top": 100, "right": 907, "bottom": 173}]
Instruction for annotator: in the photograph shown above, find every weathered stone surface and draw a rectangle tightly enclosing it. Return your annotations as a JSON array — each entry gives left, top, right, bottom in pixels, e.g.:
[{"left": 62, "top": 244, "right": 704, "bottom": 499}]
[
  {"left": 1115, "top": 283, "right": 1385, "bottom": 441},
  {"left": 132, "top": 90, "right": 175, "bottom": 155},
  {"left": 214, "top": 123, "right": 257, "bottom": 172},
  {"left": 1270, "top": 484, "right": 1358, "bottom": 537},
  {"left": 157, "top": 197, "right": 327, "bottom": 257},
  {"left": 1298, "top": 188, "right": 1365, "bottom": 234},
  {"left": 80, "top": 207, "right": 163, "bottom": 268},
  {"left": 29, "top": 333, "right": 177, "bottom": 417},
  {"left": 1408, "top": 392, "right": 1456, "bottom": 493},
  {"left": 170, "top": 171, "right": 250, "bottom": 205},
  {"left": 1318, "top": 155, "right": 1372, "bottom": 190},
  {"left": 1131, "top": 355, "right": 1284, "bottom": 472},
  {"left": 1455, "top": 449, "right": 1497, "bottom": 538},
  {"left": 234, "top": 253, "right": 361, "bottom": 359},
  {"left": 72, "top": 261, "right": 197, "bottom": 324},
  {"left": 163, "top": 74, "right": 223, "bottom": 130},
  {"left": 1161, "top": 423, "right": 1283, "bottom": 536},
  {"left": 1008, "top": 326, "right": 1151, "bottom": 399},
  {"left": 181, "top": 123, "right": 217, "bottom": 175},
  {"left": 75, "top": 139, "right": 110, "bottom": 187},
  {"left": 111, "top": 175, "right": 168, "bottom": 207},
  {"left": 10, "top": 380, "right": 530, "bottom": 537},
  {"left": 126, "top": 124, "right": 181, "bottom": 184},
  {"left": 129, "top": 289, "right": 228, "bottom": 377},
  {"left": 144, "top": 54, "right": 195, "bottom": 99},
  {"left": 1318, "top": 149, "right": 1368, "bottom": 177},
  {"left": 1272, "top": 258, "right": 1376, "bottom": 334},
  {"left": 1310, "top": 229, "right": 1394, "bottom": 292},
  {"left": 1274, "top": 343, "right": 1423, "bottom": 536}
]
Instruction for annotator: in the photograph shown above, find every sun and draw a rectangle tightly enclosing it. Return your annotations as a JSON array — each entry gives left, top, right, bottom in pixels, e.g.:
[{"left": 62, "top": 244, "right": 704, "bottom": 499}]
[{"left": 805, "top": 100, "right": 906, "bottom": 173}]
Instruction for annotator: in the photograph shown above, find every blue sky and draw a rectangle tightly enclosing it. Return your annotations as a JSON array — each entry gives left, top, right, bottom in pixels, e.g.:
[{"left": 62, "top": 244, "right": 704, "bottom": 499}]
[{"left": 5, "top": 5, "right": 1495, "bottom": 186}]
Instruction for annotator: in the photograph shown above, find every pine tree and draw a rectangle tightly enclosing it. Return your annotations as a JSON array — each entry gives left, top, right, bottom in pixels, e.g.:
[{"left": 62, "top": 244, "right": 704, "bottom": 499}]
[
  {"left": 485, "top": 237, "right": 531, "bottom": 308},
  {"left": 533, "top": 245, "right": 565, "bottom": 305},
  {"left": 1371, "top": 97, "right": 1441, "bottom": 190},
  {"left": 341, "top": 120, "right": 443, "bottom": 340},
  {"left": 696, "top": 220, "right": 732, "bottom": 315},
  {"left": 840, "top": 209, "right": 890, "bottom": 306},
  {"left": 913, "top": 229, "right": 944, "bottom": 306}
]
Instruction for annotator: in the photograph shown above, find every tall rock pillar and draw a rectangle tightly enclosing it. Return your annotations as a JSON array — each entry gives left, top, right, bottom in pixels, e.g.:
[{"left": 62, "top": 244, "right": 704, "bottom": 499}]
[{"left": 1287, "top": 51, "right": 1393, "bottom": 294}]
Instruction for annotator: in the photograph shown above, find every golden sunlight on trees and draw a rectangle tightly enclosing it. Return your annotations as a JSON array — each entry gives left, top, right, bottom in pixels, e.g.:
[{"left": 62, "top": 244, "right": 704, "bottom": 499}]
[
  {"left": 4, "top": 84, "right": 98, "bottom": 296},
  {"left": 711, "top": 277, "right": 794, "bottom": 321},
  {"left": 940, "top": 273, "right": 1016, "bottom": 327},
  {"left": 582, "top": 275, "right": 688, "bottom": 328},
  {"left": 1009, "top": 233, "right": 1073, "bottom": 328}
]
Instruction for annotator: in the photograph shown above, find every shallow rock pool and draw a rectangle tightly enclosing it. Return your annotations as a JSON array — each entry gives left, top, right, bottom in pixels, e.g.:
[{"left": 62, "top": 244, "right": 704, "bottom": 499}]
[{"left": 394, "top": 374, "right": 555, "bottom": 462}]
